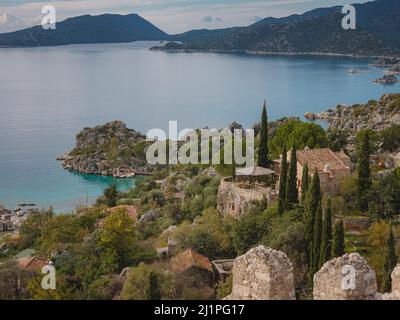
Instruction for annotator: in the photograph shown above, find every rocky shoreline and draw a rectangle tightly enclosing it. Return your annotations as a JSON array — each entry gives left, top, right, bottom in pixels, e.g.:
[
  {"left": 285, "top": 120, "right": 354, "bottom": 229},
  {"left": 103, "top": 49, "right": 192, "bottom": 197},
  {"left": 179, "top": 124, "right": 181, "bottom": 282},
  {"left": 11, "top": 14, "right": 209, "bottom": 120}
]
[
  {"left": 57, "top": 121, "right": 153, "bottom": 178},
  {"left": 305, "top": 94, "right": 400, "bottom": 150},
  {"left": 150, "top": 42, "right": 400, "bottom": 60},
  {"left": 305, "top": 94, "right": 400, "bottom": 129}
]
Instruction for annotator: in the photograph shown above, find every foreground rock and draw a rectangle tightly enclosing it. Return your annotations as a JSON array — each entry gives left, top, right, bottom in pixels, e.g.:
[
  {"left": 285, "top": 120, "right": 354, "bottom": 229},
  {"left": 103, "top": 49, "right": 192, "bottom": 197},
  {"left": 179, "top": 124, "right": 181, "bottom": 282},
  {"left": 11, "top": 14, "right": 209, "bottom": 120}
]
[
  {"left": 225, "top": 245, "right": 295, "bottom": 300},
  {"left": 58, "top": 121, "right": 153, "bottom": 177},
  {"left": 223, "top": 246, "right": 400, "bottom": 300},
  {"left": 314, "top": 253, "right": 378, "bottom": 300},
  {"left": 382, "top": 265, "right": 400, "bottom": 300}
]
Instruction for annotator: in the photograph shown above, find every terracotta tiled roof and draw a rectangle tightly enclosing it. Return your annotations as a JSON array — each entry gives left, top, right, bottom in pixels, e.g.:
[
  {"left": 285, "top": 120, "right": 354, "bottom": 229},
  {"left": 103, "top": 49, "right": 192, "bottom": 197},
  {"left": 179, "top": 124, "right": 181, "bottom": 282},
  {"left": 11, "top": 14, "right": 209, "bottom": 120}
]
[
  {"left": 170, "top": 249, "right": 213, "bottom": 273},
  {"left": 295, "top": 148, "right": 350, "bottom": 172},
  {"left": 19, "top": 257, "right": 47, "bottom": 272}
]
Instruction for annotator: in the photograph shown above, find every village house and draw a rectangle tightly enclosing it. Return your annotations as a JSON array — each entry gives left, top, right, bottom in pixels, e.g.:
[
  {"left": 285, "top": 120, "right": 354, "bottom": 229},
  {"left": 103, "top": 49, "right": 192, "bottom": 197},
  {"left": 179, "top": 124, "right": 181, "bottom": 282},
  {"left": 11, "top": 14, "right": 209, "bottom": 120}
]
[
  {"left": 277, "top": 147, "right": 352, "bottom": 196},
  {"left": 18, "top": 256, "right": 47, "bottom": 272},
  {"left": 0, "top": 218, "right": 15, "bottom": 232},
  {"left": 170, "top": 249, "right": 214, "bottom": 288}
]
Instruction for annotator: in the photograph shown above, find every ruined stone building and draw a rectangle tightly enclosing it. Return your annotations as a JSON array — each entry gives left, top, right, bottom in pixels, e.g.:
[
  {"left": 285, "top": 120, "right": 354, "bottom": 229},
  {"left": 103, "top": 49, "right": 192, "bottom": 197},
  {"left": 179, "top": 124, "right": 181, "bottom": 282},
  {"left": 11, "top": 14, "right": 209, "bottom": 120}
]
[
  {"left": 217, "top": 166, "right": 276, "bottom": 218},
  {"left": 217, "top": 177, "right": 275, "bottom": 218}
]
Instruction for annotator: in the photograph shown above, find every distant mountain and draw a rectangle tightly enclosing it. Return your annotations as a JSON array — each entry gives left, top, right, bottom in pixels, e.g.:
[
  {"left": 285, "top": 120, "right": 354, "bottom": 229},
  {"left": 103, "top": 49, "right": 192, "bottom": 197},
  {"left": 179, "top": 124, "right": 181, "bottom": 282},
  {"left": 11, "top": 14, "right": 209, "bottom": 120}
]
[
  {"left": 0, "top": 13, "right": 169, "bottom": 47},
  {"left": 157, "top": 0, "right": 400, "bottom": 57},
  {"left": 0, "top": 12, "right": 27, "bottom": 34}
]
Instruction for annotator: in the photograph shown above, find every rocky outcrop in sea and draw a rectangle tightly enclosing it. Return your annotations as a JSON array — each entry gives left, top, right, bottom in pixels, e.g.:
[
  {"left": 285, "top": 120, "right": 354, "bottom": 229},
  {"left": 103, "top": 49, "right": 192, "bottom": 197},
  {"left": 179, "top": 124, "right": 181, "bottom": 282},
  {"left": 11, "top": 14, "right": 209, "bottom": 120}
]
[{"left": 58, "top": 121, "right": 153, "bottom": 177}]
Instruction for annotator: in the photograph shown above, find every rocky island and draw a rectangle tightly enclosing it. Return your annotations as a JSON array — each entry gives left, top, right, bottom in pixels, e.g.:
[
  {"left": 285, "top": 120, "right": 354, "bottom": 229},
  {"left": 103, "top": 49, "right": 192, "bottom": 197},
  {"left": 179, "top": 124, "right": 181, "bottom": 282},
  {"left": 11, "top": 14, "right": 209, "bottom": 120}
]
[
  {"left": 373, "top": 74, "right": 399, "bottom": 84},
  {"left": 58, "top": 121, "right": 153, "bottom": 177}
]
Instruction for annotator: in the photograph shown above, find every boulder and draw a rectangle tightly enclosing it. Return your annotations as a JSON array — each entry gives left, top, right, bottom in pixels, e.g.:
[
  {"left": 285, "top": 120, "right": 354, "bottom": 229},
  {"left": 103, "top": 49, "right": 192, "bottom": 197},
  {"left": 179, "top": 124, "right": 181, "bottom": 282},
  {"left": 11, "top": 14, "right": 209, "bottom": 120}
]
[
  {"left": 225, "top": 246, "right": 295, "bottom": 300},
  {"left": 139, "top": 209, "right": 160, "bottom": 223}
]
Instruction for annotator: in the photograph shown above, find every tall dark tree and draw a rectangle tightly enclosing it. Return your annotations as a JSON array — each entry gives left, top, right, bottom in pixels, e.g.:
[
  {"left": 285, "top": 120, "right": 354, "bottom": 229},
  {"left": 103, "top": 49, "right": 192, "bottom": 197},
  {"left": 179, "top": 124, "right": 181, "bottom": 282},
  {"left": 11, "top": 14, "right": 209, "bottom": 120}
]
[
  {"left": 305, "top": 170, "right": 322, "bottom": 257},
  {"left": 312, "top": 204, "right": 323, "bottom": 274},
  {"left": 357, "top": 131, "right": 371, "bottom": 212},
  {"left": 257, "top": 101, "right": 270, "bottom": 168},
  {"left": 301, "top": 163, "right": 309, "bottom": 204},
  {"left": 147, "top": 271, "right": 161, "bottom": 300},
  {"left": 278, "top": 142, "right": 288, "bottom": 214},
  {"left": 286, "top": 144, "right": 298, "bottom": 208},
  {"left": 319, "top": 199, "right": 333, "bottom": 268},
  {"left": 332, "top": 219, "right": 345, "bottom": 258},
  {"left": 382, "top": 228, "right": 398, "bottom": 292},
  {"left": 104, "top": 183, "right": 118, "bottom": 207}
]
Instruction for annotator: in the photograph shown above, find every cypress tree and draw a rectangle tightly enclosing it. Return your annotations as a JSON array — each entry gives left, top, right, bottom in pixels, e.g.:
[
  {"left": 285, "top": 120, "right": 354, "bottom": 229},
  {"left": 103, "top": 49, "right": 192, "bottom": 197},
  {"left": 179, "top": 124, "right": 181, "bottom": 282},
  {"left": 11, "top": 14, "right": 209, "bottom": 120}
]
[
  {"left": 319, "top": 199, "right": 333, "bottom": 268},
  {"left": 332, "top": 219, "right": 345, "bottom": 258},
  {"left": 312, "top": 204, "right": 323, "bottom": 274},
  {"left": 305, "top": 170, "right": 322, "bottom": 257},
  {"left": 382, "top": 228, "right": 398, "bottom": 292},
  {"left": 104, "top": 183, "right": 118, "bottom": 207},
  {"left": 357, "top": 131, "right": 371, "bottom": 212},
  {"left": 257, "top": 101, "right": 270, "bottom": 168},
  {"left": 147, "top": 271, "right": 161, "bottom": 300},
  {"left": 286, "top": 144, "right": 298, "bottom": 208},
  {"left": 278, "top": 142, "right": 288, "bottom": 214},
  {"left": 301, "top": 163, "right": 309, "bottom": 204}
]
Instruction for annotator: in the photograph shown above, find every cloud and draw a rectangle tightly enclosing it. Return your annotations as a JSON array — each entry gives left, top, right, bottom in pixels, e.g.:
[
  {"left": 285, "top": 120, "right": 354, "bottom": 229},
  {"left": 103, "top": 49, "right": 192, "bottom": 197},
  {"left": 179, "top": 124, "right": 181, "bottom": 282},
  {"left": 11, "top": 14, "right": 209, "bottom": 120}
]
[
  {"left": 0, "top": 11, "right": 27, "bottom": 33},
  {"left": 202, "top": 16, "right": 222, "bottom": 23},
  {"left": 251, "top": 16, "right": 262, "bottom": 22},
  {"left": 1, "top": 0, "right": 371, "bottom": 34}
]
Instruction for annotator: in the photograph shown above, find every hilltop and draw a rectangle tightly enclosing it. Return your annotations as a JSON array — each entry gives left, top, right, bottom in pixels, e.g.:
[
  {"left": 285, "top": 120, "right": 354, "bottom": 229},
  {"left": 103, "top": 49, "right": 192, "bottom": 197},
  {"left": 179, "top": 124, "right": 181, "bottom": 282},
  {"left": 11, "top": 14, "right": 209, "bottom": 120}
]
[
  {"left": 152, "top": 0, "right": 400, "bottom": 57},
  {"left": 0, "top": 13, "right": 168, "bottom": 47}
]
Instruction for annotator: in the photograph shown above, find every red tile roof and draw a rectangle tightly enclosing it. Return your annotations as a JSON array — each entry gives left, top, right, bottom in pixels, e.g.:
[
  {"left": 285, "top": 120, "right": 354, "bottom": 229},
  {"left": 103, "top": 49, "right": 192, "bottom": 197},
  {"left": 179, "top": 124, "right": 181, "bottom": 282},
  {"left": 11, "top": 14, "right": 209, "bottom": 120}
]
[
  {"left": 170, "top": 249, "right": 213, "bottom": 273},
  {"left": 19, "top": 257, "right": 47, "bottom": 272},
  {"left": 295, "top": 148, "right": 350, "bottom": 172}
]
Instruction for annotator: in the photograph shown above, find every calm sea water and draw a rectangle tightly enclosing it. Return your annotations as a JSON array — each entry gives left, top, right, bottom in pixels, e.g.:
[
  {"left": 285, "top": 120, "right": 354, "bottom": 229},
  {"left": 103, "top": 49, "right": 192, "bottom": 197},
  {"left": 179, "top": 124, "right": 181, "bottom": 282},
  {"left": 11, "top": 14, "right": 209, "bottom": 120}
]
[{"left": 0, "top": 41, "right": 398, "bottom": 212}]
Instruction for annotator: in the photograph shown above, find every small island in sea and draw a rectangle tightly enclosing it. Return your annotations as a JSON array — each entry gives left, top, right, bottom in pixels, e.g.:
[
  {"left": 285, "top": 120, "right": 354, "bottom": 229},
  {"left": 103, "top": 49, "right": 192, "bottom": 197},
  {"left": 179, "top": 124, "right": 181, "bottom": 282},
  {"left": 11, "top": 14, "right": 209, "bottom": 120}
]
[{"left": 57, "top": 121, "right": 153, "bottom": 177}]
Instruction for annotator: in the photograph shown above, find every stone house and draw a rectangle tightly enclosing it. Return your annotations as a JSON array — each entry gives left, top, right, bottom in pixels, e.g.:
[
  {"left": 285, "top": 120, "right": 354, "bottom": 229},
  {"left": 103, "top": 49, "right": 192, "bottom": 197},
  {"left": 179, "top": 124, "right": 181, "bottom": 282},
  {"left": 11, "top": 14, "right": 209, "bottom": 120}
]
[
  {"left": 170, "top": 249, "right": 214, "bottom": 287},
  {"left": 19, "top": 257, "right": 47, "bottom": 272},
  {"left": 0, "top": 220, "right": 15, "bottom": 232},
  {"left": 276, "top": 147, "right": 352, "bottom": 197}
]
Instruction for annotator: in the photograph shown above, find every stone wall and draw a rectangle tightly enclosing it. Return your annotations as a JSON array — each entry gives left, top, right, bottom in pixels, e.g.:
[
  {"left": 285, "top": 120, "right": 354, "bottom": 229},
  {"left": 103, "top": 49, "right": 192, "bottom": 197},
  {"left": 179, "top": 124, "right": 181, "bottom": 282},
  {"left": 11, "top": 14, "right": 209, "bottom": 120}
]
[
  {"left": 225, "top": 246, "right": 295, "bottom": 300},
  {"left": 224, "top": 246, "right": 400, "bottom": 300},
  {"left": 217, "top": 178, "right": 274, "bottom": 218}
]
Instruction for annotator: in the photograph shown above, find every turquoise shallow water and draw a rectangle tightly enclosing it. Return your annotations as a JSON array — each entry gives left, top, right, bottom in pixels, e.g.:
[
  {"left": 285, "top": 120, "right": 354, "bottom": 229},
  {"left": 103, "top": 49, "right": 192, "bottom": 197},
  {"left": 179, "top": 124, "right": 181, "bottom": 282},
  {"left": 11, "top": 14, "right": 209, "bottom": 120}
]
[{"left": 0, "top": 41, "right": 398, "bottom": 212}]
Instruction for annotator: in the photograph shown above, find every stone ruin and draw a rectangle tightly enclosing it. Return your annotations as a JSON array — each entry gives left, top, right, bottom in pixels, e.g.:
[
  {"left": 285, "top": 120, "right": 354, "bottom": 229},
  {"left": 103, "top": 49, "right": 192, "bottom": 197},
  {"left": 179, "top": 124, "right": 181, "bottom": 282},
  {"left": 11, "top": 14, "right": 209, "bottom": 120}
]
[
  {"left": 224, "top": 246, "right": 400, "bottom": 300},
  {"left": 225, "top": 246, "right": 296, "bottom": 300},
  {"left": 313, "top": 253, "right": 378, "bottom": 300},
  {"left": 382, "top": 265, "right": 400, "bottom": 300}
]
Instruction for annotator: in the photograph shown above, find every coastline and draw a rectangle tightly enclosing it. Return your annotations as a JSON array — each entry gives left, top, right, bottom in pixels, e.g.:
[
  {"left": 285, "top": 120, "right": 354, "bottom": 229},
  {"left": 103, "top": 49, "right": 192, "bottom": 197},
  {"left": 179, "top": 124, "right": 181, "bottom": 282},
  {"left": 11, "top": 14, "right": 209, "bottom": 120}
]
[
  {"left": 150, "top": 46, "right": 398, "bottom": 60},
  {"left": 1, "top": 41, "right": 397, "bottom": 60}
]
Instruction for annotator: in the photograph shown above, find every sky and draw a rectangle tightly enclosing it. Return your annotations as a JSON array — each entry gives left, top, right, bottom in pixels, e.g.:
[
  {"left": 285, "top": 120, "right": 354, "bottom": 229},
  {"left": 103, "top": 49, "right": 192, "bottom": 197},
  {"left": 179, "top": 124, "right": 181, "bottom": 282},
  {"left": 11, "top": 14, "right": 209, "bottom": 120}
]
[{"left": 0, "top": 0, "right": 372, "bottom": 34}]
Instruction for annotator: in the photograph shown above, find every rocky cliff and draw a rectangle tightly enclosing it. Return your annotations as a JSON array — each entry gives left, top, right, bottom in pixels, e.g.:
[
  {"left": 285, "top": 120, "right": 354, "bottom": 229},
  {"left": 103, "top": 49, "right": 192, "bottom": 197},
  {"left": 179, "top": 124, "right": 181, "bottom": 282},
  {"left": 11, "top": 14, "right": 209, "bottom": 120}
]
[{"left": 58, "top": 121, "right": 153, "bottom": 177}]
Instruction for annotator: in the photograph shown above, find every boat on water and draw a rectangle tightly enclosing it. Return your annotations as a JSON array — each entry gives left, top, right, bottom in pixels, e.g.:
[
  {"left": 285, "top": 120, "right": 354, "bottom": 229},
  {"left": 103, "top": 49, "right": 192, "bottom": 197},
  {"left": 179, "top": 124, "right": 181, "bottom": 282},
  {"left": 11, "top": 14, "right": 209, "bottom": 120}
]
[
  {"left": 348, "top": 68, "right": 359, "bottom": 74},
  {"left": 18, "top": 203, "right": 36, "bottom": 207},
  {"left": 385, "top": 65, "right": 400, "bottom": 75}
]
